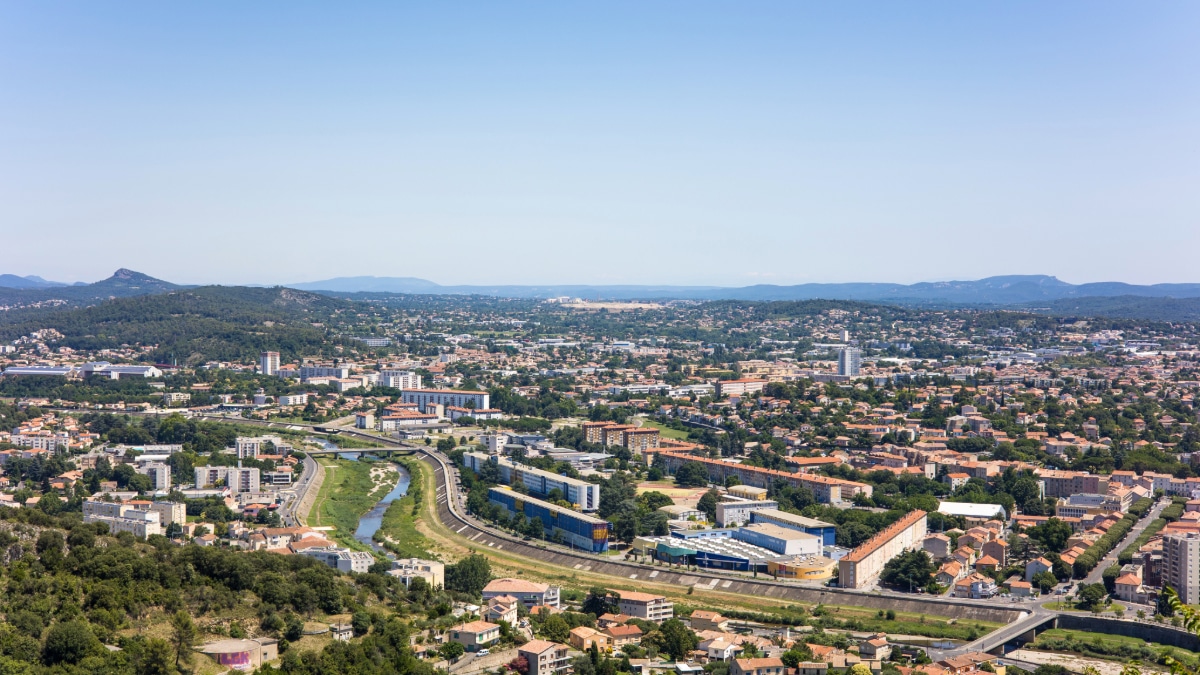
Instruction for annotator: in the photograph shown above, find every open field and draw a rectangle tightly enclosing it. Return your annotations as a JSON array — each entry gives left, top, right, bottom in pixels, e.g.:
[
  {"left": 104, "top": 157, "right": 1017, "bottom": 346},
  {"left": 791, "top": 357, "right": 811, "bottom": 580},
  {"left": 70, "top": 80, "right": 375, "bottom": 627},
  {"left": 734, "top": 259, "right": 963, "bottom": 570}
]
[
  {"left": 1030, "top": 628, "right": 1198, "bottom": 671},
  {"left": 636, "top": 480, "right": 708, "bottom": 508},
  {"left": 639, "top": 419, "right": 692, "bottom": 441}
]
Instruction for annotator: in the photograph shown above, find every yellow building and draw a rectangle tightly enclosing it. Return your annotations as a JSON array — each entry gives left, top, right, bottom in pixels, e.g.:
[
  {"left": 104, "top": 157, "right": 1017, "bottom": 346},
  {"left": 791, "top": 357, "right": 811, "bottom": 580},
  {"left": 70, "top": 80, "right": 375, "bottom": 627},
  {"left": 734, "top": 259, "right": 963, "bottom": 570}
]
[{"left": 768, "top": 555, "right": 837, "bottom": 581}]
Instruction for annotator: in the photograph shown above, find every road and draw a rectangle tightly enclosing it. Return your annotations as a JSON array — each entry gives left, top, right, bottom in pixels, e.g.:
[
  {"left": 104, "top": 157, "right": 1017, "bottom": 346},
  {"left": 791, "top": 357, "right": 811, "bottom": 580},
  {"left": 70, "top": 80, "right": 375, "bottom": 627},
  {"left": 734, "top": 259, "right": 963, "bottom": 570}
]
[
  {"left": 278, "top": 452, "right": 319, "bottom": 527},
  {"left": 1082, "top": 496, "right": 1169, "bottom": 586}
]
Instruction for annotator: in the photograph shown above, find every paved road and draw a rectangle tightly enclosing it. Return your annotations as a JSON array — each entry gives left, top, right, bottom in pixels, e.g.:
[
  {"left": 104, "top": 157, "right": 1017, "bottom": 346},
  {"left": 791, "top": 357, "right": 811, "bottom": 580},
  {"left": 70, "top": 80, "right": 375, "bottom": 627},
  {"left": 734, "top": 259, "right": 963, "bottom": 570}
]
[
  {"left": 279, "top": 452, "right": 319, "bottom": 527},
  {"left": 1082, "top": 497, "right": 1169, "bottom": 586}
]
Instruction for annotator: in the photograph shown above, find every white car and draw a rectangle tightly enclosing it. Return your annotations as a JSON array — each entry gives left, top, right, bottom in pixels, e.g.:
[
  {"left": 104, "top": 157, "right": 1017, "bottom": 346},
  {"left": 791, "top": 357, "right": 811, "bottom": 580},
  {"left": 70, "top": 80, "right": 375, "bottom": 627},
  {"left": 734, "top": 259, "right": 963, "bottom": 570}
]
[{"left": 477, "top": 649, "right": 490, "bottom": 656}]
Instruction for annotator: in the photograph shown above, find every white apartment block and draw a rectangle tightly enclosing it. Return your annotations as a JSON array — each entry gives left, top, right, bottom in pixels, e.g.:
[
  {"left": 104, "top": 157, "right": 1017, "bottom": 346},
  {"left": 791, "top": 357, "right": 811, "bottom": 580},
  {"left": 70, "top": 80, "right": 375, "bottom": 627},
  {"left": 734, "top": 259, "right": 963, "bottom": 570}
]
[
  {"left": 400, "top": 388, "right": 490, "bottom": 410},
  {"left": 1164, "top": 532, "right": 1200, "bottom": 605},
  {"left": 83, "top": 501, "right": 163, "bottom": 538},
  {"left": 380, "top": 370, "right": 422, "bottom": 389},
  {"left": 260, "top": 351, "right": 280, "bottom": 376},
  {"left": 300, "top": 365, "right": 350, "bottom": 381},
  {"left": 388, "top": 558, "right": 445, "bottom": 588},
  {"left": 194, "top": 465, "right": 261, "bottom": 493},
  {"left": 617, "top": 591, "right": 673, "bottom": 622},
  {"left": 278, "top": 393, "right": 308, "bottom": 406},
  {"left": 235, "top": 435, "right": 286, "bottom": 459},
  {"left": 136, "top": 462, "right": 173, "bottom": 490}
]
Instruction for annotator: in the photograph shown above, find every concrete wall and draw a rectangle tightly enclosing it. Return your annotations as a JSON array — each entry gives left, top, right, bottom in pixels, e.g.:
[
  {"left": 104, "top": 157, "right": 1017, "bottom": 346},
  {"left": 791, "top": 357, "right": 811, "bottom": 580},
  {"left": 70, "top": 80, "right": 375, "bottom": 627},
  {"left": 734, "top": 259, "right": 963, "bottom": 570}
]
[{"left": 1056, "top": 614, "right": 1200, "bottom": 651}]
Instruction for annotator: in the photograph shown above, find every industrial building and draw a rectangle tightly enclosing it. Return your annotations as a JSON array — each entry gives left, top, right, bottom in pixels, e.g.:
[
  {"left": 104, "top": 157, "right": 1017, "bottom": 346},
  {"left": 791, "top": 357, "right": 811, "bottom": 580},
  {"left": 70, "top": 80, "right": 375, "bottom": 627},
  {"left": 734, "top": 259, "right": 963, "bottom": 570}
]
[
  {"left": 488, "top": 487, "right": 610, "bottom": 552},
  {"left": 716, "top": 498, "right": 780, "bottom": 527},
  {"left": 748, "top": 509, "right": 837, "bottom": 546}
]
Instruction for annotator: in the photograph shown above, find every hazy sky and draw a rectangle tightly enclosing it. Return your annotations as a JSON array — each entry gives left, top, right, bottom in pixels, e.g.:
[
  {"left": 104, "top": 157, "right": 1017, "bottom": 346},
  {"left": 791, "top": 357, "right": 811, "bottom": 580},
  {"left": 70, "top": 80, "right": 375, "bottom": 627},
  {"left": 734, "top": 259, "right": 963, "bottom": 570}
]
[{"left": 2, "top": 3, "right": 1198, "bottom": 287}]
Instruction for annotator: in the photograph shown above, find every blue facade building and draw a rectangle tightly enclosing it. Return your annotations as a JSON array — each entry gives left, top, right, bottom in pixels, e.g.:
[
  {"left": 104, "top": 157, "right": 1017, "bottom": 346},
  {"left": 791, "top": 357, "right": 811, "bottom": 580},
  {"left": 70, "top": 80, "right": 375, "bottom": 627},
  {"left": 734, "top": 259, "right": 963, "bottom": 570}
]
[{"left": 488, "top": 487, "right": 609, "bottom": 552}]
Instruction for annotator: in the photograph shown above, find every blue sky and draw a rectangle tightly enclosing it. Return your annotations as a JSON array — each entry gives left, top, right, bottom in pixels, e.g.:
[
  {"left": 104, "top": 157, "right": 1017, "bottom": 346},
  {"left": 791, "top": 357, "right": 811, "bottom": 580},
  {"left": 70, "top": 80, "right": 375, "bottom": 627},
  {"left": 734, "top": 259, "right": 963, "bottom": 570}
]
[{"left": 1, "top": 2, "right": 1197, "bottom": 286}]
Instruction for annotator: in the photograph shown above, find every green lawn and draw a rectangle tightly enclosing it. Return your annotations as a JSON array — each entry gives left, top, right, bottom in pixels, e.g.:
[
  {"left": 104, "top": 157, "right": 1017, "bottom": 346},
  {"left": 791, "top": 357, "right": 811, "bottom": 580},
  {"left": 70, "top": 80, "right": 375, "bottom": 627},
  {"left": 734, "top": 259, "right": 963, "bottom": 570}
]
[
  {"left": 1033, "top": 628, "right": 1199, "bottom": 670},
  {"left": 1043, "top": 601, "right": 1125, "bottom": 613},
  {"left": 640, "top": 420, "right": 691, "bottom": 440}
]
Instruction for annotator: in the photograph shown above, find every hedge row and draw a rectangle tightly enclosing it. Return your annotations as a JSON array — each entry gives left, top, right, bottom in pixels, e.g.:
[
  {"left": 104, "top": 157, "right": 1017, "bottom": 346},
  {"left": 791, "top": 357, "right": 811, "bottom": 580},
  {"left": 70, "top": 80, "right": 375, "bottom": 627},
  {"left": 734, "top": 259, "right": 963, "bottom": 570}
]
[
  {"left": 1074, "top": 512, "right": 1138, "bottom": 577},
  {"left": 1128, "top": 497, "right": 1154, "bottom": 519},
  {"left": 1119, "top": 516, "right": 1168, "bottom": 564}
]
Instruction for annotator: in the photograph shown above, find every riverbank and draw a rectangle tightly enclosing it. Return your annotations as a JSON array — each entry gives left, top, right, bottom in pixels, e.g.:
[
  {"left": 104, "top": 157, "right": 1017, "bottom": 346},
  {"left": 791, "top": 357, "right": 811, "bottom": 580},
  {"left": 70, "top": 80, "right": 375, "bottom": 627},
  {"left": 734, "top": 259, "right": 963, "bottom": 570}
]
[
  {"left": 310, "top": 457, "right": 400, "bottom": 552},
  {"left": 373, "top": 459, "right": 435, "bottom": 559}
]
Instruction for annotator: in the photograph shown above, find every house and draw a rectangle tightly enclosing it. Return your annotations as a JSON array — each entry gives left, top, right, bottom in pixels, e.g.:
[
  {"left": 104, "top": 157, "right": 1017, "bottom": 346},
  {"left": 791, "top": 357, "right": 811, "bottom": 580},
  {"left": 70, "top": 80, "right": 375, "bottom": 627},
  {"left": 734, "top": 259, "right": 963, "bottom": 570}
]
[
  {"left": 331, "top": 624, "right": 354, "bottom": 642},
  {"left": 484, "top": 578, "right": 560, "bottom": 609},
  {"left": 859, "top": 634, "right": 891, "bottom": 660},
  {"left": 486, "top": 595, "right": 520, "bottom": 625},
  {"left": 598, "top": 613, "right": 633, "bottom": 628},
  {"left": 936, "top": 561, "right": 964, "bottom": 587},
  {"left": 690, "top": 610, "right": 730, "bottom": 632},
  {"left": 1008, "top": 580, "right": 1033, "bottom": 597},
  {"left": 731, "top": 657, "right": 787, "bottom": 675},
  {"left": 796, "top": 663, "right": 830, "bottom": 675},
  {"left": 974, "top": 555, "right": 1000, "bottom": 574},
  {"left": 952, "top": 573, "right": 998, "bottom": 599},
  {"left": 981, "top": 539, "right": 1008, "bottom": 567},
  {"left": 569, "top": 626, "right": 611, "bottom": 652},
  {"left": 519, "top": 640, "right": 572, "bottom": 675},
  {"left": 923, "top": 533, "right": 952, "bottom": 559},
  {"left": 604, "top": 624, "right": 644, "bottom": 649},
  {"left": 1025, "top": 557, "right": 1053, "bottom": 582},
  {"left": 449, "top": 621, "right": 500, "bottom": 652},
  {"left": 699, "top": 638, "right": 740, "bottom": 662}
]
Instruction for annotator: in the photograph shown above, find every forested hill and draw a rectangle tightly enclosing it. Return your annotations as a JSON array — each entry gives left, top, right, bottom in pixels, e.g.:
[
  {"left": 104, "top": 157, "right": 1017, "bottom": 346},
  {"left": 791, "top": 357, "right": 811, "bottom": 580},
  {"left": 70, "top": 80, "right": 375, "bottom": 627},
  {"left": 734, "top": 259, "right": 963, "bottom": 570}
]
[
  {"left": 0, "top": 268, "right": 179, "bottom": 306},
  {"left": 0, "top": 286, "right": 353, "bottom": 365},
  {"left": 1044, "top": 295, "right": 1200, "bottom": 322}
]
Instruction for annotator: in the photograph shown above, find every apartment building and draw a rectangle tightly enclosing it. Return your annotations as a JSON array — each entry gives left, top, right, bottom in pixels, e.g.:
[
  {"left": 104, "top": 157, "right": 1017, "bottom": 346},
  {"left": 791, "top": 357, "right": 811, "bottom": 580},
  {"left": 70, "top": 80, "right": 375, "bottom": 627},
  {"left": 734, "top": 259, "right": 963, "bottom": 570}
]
[
  {"left": 715, "top": 378, "right": 768, "bottom": 398},
  {"left": 194, "top": 465, "right": 261, "bottom": 493},
  {"left": 837, "top": 348, "right": 861, "bottom": 377},
  {"left": 464, "top": 452, "right": 600, "bottom": 511},
  {"left": 1164, "top": 532, "right": 1200, "bottom": 605},
  {"left": 1037, "top": 470, "right": 1109, "bottom": 499},
  {"left": 299, "top": 365, "right": 350, "bottom": 381},
  {"left": 278, "top": 393, "right": 308, "bottom": 406},
  {"left": 136, "top": 461, "right": 173, "bottom": 490},
  {"left": 82, "top": 500, "right": 162, "bottom": 537},
  {"left": 400, "top": 388, "right": 490, "bottom": 410},
  {"left": 656, "top": 451, "right": 867, "bottom": 504},
  {"left": 260, "top": 352, "right": 280, "bottom": 376},
  {"left": 732, "top": 658, "right": 787, "bottom": 675},
  {"left": 519, "top": 640, "right": 571, "bottom": 675},
  {"left": 617, "top": 590, "right": 673, "bottom": 622},
  {"left": 235, "top": 436, "right": 285, "bottom": 459},
  {"left": 715, "top": 499, "right": 780, "bottom": 527},
  {"left": 379, "top": 369, "right": 422, "bottom": 389},
  {"left": 838, "top": 510, "right": 928, "bottom": 589}
]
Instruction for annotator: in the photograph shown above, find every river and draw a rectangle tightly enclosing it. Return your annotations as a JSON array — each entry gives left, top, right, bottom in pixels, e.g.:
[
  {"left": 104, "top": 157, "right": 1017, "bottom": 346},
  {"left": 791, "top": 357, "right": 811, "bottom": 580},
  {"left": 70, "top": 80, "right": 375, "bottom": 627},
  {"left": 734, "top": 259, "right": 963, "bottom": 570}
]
[
  {"left": 353, "top": 462, "right": 410, "bottom": 552},
  {"left": 305, "top": 436, "right": 410, "bottom": 553}
]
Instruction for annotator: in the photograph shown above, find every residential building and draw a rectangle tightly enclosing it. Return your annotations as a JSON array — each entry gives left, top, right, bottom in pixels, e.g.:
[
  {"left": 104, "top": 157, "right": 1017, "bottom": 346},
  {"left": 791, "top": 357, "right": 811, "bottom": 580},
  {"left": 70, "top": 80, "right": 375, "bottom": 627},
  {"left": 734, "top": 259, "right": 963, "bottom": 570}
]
[
  {"left": 617, "top": 590, "right": 673, "bottom": 623},
  {"left": 837, "top": 348, "right": 861, "bottom": 377},
  {"left": 603, "top": 624, "right": 643, "bottom": 649},
  {"left": 731, "top": 658, "right": 786, "bottom": 675},
  {"left": 298, "top": 547, "right": 375, "bottom": 574},
  {"left": 464, "top": 452, "right": 600, "bottom": 511},
  {"left": 400, "top": 388, "right": 490, "bottom": 410},
  {"left": 194, "top": 465, "right": 261, "bottom": 493},
  {"left": 260, "top": 352, "right": 280, "bottom": 376},
  {"left": 389, "top": 558, "right": 445, "bottom": 588},
  {"left": 82, "top": 500, "right": 162, "bottom": 537},
  {"left": 299, "top": 365, "right": 350, "bottom": 380},
  {"left": 487, "top": 595, "right": 520, "bottom": 625},
  {"left": 278, "top": 393, "right": 308, "bottom": 406},
  {"left": 519, "top": 639, "right": 571, "bottom": 675},
  {"left": 715, "top": 379, "right": 768, "bottom": 398},
  {"left": 569, "top": 626, "right": 611, "bottom": 652},
  {"left": 136, "top": 461, "right": 172, "bottom": 490},
  {"left": 449, "top": 621, "right": 501, "bottom": 652},
  {"left": 838, "top": 510, "right": 928, "bottom": 589},
  {"left": 689, "top": 610, "right": 729, "bottom": 632},
  {"left": 235, "top": 436, "right": 284, "bottom": 459},
  {"left": 1164, "top": 532, "right": 1200, "bottom": 605},
  {"left": 483, "top": 578, "right": 561, "bottom": 609},
  {"left": 380, "top": 369, "right": 422, "bottom": 390}
]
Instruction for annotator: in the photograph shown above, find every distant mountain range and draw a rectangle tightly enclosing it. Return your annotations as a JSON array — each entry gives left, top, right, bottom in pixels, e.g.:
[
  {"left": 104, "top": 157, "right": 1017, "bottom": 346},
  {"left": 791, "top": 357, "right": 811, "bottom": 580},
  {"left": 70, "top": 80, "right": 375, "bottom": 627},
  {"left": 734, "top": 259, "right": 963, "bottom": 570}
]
[
  {"left": 3, "top": 270, "right": 1200, "bottom": 322},
  {"left": 288, "top": 274, "right": 1200, "bottom": 305}
]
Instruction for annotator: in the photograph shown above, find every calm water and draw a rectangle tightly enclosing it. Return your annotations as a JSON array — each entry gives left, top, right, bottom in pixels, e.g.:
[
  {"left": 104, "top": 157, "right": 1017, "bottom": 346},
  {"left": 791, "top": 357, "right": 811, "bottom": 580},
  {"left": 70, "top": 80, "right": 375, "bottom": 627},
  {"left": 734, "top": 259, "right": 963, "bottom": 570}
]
[{"left": 353, "top": 463, "right": 411, "bottom": 550}]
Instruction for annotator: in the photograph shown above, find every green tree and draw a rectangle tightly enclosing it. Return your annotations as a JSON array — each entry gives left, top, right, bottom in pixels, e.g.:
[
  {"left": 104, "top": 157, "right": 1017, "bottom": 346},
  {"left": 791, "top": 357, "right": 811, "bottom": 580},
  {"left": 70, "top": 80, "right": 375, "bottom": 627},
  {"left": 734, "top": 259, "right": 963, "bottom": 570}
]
[
  {"left": 169, "top": 610, "right": 196, "bottom": 667},
  {"left": 674, "top": 462, "right": 710, "bottom": 487},
  {"left": 697, "top": 489, "right": 720, "bottom": 522},
  {"left": 657, "top": 619, "right": 698, "bottom": 660},
  {"left": 446, "top": 554, "right": 493, "bottom": 596},
  {"left": 542, "top": 615, "right": 571, "bottom": 643},
  {"left": 880, "top": 549, "right": 935, "bottom": 592},
  {"left": 440, "top": 641, "right": 466, "bottom": 660},
  {"left": 42, "top": 621, "right": 100, "bottom": 665},
  {"left": 1032, "top": 570, "right": 1058, "bottom": 594},
  {"left": 1076, "top": 583, "right": 1107, "bottom": 610},
  {"left": 582, "top": 588, "right": 618, "bottom": 617}
]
